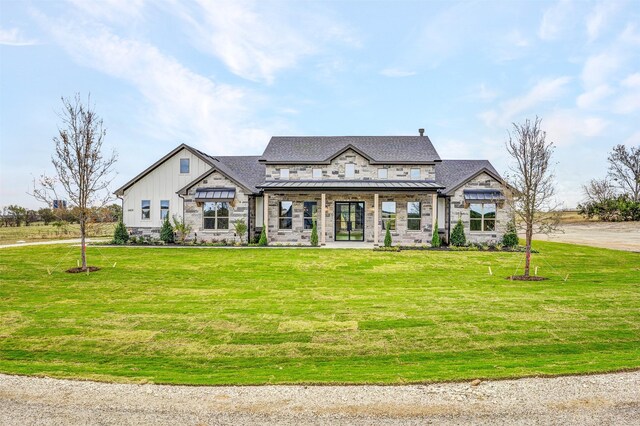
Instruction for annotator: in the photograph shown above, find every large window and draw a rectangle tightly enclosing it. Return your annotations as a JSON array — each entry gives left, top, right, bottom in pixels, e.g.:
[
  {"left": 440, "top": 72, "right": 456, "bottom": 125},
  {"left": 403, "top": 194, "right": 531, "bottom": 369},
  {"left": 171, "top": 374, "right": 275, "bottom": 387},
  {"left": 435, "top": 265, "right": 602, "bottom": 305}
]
[
  {"left": 470, "top": 203, "right": 496, "bottom": 232},
  {"left": 312, "top": 168, "right": 322, "bottom": 179},
  {"left": 160, "top": 200, "right": 170, "bottom": 220},
  {"left": 378, "top": 168, "right": 388, "bottom": 179},
  {"left": 203, "top": 202, "right": 229, "bottom": 229},
  {"left": 303, "top": 201, "right": 317, "bottom": 229},
  {"left": 410, "top": 168, "right": 421, "bottom": 179},
  {"left": 279, "top": 201, "right": 293, "bottom": 229},
  {"left": 141, "top": 200, "right": 150, "bottom": 220},
  {"left": 180, "top": 158, "right": 190, "bottom": 173},
  {"left": 381, "top": 201, "right": 396, "bottom": 230},
  {"left": 407, "top": 202, "right": 421, "bottom": 231},
  {"left": 280, "top": 168, "right": 289, "bottom": 179},
  {"left": 345, "top": 163, "right": 355, "bottom": 178}
]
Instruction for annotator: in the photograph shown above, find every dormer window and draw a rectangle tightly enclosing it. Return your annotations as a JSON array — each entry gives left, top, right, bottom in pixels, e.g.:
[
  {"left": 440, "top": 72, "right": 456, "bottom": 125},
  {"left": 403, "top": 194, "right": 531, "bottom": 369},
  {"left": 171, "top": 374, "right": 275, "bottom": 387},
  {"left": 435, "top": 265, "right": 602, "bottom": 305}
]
[
  {"left": 410, "top": 168, "right": 421, "bottom": 179},
  {"left": 345, "top": 163, "right": 355, "bottom": 178},
  {"left": 280, "top": 168, "right": 289, "bottom": 179},
  {"left": 378, "top": 168, "right": 388, "bottom": 179},
  {"left": 180, "top": 158, "right": 190, "bottom": 174},
  {"left": 312, "top": 168, "right": 322, "bottom": 179}
]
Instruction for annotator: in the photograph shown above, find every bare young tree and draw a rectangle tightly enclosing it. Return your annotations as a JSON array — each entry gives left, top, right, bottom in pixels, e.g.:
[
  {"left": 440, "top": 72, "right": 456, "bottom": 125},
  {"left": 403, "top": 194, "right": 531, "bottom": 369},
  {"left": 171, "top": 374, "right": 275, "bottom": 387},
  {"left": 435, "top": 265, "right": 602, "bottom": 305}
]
[
  {"left": 607, "top": 144, "right": 640, "bottom": 202},
  {"left": 33, "top": 94, "right": 117, "bottom": 270},
  {"left": 505, "top": 117, "right": 558, "bottom": 278},
  {"left": 582, "top": 178, "right": 617, "bottom": 204}
]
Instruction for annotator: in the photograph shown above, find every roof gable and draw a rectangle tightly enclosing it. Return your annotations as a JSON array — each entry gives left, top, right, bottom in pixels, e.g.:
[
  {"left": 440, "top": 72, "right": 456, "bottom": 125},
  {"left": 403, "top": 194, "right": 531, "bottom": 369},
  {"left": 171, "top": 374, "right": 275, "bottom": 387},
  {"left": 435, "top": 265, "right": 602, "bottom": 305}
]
[{"left": 435, "top": 160, "right": 504, "bottom": 195}]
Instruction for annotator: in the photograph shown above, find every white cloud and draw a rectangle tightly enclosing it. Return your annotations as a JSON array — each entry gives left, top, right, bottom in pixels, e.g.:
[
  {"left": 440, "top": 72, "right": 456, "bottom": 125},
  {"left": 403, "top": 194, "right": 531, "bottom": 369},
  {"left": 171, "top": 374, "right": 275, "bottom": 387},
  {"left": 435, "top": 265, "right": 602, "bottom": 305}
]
[
  {"left": 620, "top": 23, "right": 640, "bottom": 45},
  {"left": 538, "top": 0, "right": 575, "bottom": 41},
  {"left": 66, "top": 0, "right": 145, "bottom": 22},
  {"left": 612, "top": 73, "right": 640, "bottom": 114},
  {"left": 0, "top": 27, "right": 37, "bottom": 46},
  {"left": 481, "top": 77, "right": 572, "bottom": 127},
  {"left": 576, "top": 84, "right": 614, "bottom": 109},
  {"left": 621, "top": 73, "right": 640, "bottom": 88},
  {"left": 469, "top": 83, "right": 498, "bottom": 102},
  {"left": 586, "top": 1, "right": 619, "bottom": 42},
  {"left": 380, "top": 68, "right": 416, "bottom": 78},
  {"left": 544, "top": 109, "right": 608, "bottom": 146},
  {"left": 581, "top": 51, "right": 623, "bottom": 88},
  {"left": 624, "top": 131, "right": 640, "bottom": 146}
]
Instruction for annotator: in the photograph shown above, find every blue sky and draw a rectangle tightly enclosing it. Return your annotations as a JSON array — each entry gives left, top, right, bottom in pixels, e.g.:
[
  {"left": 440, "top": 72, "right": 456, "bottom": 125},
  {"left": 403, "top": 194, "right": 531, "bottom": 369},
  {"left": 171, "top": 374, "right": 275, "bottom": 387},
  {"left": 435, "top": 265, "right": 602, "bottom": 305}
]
[{"left": 1, "top": 0, "right": 639, "bottom": 209}]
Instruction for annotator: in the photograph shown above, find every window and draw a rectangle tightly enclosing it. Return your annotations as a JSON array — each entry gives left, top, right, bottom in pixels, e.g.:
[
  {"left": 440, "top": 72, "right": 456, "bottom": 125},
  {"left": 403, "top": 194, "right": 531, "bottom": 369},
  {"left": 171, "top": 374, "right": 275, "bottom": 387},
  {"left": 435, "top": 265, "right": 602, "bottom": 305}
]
[
  {"left": 141, "top": 200, "right": 150, "bottom": 220},
  {"left": 180, "top": 158, "right": 190, "bottom": 174},
  {"left": 381, "top": 201, "right": 396, "bottom": 230},
  {"left": 378, "top": 168, "right": 388, "bottom": 179},
  {"left": 345, "top": 163, "right": 355, "bottom": 178},
  {"left": 303, "top": 201, "right": 317, "bottom": 229},
  {"left": 410, "top": 168, "right": 421, "bottom": 179},
  {"left": 470, "top": 203, "right": 496, "bottom": 232},
  {"left": 280, "top": 168, "right": 289, "bottom": 179},
  {"left": 279, "top": 201, "right": 293, "bottom": 229},
  {"left": 203, "top": 202, "right": 229, "bottom": 229},
  {"left": 407, "top": 202, "right": 421, "bottom": 231},
  {"left": 312, "top": 168, "right": 322, "bottom": 179},
  {"left": 160, "top": 200, "right": 170, "bottom": 220}
]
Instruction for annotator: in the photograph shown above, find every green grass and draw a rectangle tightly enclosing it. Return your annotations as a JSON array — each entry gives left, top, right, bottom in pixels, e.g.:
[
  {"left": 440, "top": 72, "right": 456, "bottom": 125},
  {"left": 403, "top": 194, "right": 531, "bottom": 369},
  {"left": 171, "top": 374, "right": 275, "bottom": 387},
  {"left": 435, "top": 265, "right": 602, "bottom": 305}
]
[
  {"left": 0, "top": 242, "right": 638, "bottom": 385},
  {"left": 0, "top": 222, "right": 115, "bottom": 245}
]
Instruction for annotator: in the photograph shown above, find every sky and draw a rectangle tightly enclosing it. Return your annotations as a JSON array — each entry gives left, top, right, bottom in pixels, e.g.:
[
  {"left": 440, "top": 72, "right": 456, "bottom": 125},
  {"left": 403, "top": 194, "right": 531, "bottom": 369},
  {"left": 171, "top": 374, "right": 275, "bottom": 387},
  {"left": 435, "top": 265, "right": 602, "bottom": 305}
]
[{"left": 1, "top": 0, "right": 639, "bottom": 209}]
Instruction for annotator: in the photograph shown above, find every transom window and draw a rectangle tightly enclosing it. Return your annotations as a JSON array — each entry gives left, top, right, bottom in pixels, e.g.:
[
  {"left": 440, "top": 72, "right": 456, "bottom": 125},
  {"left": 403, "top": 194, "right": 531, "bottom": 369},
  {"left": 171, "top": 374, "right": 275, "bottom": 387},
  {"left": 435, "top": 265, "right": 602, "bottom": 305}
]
[
  {"left": 160, "top": 200, "right": 170, "bottom": 220},
  {"left": 141, "top": 200, "right": 150, "bottom": 220},
  {"left": 410, "top": 168, "right": 421, "bottom": 179},
  {"left": 312, "top": 168, "right": 322, "bottom": 179},
  {"left": 378, "top": 168, "right": 388, "bottom": 179},
  {"left": 407, "top": 202, "right": 421, "bottom": 231},
  {"left": 280, "top": 168, "right": 289, "bottom": 179},
  {"left": 279, "top": 201, "right": 293, "bottom": 229},
  {"left": 470, "top": 203, "right": 496, "bottom": 232},
  {"left": 203, "top": 202, "right": 229, "bottom": 229},
  {"left": 381, "top": 201, "right": 396, "bottom": 230},
  {"left": 180, "top": 158, "right": 190, "bottom": 174},
  {"left": 345, "top": 163, "right": 355, "bottom": 178},
  {"left": 303, "top": 201, "right": 317, "bottom": 229}
]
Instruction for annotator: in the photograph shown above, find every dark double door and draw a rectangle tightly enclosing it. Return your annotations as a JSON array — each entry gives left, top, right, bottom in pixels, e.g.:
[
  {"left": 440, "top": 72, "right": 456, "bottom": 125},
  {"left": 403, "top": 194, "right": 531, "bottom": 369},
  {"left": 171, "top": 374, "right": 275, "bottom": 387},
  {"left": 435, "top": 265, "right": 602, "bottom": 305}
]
[{"left": 335, "top": 202, "right": 365, "bottom": 241}]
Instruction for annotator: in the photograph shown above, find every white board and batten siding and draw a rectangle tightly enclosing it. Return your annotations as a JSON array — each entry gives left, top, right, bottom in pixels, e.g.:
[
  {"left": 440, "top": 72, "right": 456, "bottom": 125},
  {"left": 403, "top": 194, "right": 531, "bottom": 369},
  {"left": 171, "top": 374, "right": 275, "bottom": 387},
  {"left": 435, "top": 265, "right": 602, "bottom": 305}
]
[{"left": 121, "top": 148, "right": 211, "bottom": 228}]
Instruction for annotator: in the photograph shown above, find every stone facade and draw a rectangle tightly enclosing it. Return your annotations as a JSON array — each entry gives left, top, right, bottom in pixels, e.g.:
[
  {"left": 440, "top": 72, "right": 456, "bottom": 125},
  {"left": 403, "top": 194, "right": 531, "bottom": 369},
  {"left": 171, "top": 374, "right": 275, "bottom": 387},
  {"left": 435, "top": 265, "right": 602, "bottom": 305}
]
[
  {"left": 265, "top": 191, "right": 436, "bottom": 245},
  {"left": 266, "top": 149, "right": 436, "bottom": 181},
  {"left": 182, "top": 170, "right": 252, "bottom": 243},
  {"left": 448, "top": 172, "right": 510, "bottom": 244}
]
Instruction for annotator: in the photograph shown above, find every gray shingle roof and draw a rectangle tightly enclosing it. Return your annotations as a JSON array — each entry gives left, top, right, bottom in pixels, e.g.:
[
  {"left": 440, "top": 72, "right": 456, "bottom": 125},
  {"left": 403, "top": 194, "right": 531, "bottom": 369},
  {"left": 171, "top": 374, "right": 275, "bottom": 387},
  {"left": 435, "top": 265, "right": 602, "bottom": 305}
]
[
  {"left": 435, "top": 160, "right": 502, "bottom": 194},
  {"left": 194, "top": 150, "right": 265, "bottom": 193},
  {"left": 261, "top": 136, "right": 441, "bottom": 164},
  {"left": 258, "top": 180, "right": 443, "bottom": 190}
]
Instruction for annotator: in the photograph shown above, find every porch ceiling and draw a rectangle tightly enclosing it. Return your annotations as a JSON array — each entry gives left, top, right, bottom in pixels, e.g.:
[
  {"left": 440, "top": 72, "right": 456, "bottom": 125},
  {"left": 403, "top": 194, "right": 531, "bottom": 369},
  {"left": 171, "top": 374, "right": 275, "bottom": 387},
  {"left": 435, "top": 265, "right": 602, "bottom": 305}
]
[{"left": 258, "top": 180, "right": 443, "bottom": 191}]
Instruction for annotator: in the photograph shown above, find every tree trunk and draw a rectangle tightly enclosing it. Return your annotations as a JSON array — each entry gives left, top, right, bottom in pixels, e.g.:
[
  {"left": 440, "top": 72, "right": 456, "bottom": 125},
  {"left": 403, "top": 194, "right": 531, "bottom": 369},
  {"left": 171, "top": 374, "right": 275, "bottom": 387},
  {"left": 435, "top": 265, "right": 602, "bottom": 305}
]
[
  {"left": 80, "top": 217, "right": 87, "bottom": 269},
  {"left": 524, "top": 224, "right": 533, "bottom": 277}
]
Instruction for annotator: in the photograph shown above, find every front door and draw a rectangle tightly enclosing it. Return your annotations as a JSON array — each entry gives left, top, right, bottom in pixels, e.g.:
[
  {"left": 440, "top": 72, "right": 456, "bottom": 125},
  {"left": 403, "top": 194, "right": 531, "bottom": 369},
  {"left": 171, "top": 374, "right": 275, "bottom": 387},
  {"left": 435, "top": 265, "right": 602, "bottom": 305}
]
[{"left": 335, "top": 202, "right": 365, "bottom": 241}]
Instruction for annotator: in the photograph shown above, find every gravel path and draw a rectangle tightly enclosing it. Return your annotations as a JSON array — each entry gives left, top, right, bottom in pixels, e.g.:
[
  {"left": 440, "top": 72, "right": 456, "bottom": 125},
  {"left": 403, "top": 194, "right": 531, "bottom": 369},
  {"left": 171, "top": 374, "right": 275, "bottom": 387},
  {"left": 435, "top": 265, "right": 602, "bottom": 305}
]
[{"left": 1, "top": 372, "right": 638, "bottom": 425}]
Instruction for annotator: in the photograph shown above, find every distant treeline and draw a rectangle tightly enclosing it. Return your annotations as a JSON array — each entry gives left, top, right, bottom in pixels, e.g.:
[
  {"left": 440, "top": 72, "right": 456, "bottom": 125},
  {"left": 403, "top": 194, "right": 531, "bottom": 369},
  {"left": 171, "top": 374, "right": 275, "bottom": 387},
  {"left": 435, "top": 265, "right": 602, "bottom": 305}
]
[{"left": 0, "top": 204, "right": 121, "bottom": 227}]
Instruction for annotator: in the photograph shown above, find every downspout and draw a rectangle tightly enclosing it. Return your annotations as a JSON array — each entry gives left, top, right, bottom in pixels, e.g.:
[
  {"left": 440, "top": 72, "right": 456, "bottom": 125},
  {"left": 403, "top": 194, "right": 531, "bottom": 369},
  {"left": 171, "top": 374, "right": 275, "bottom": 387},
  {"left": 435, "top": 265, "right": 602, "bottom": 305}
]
[
  {"left": 247, "top": 194, "right": 252, "bottom": 244},
  {"left": 447, "top": 196, "right": 452, "bottom": 243}
]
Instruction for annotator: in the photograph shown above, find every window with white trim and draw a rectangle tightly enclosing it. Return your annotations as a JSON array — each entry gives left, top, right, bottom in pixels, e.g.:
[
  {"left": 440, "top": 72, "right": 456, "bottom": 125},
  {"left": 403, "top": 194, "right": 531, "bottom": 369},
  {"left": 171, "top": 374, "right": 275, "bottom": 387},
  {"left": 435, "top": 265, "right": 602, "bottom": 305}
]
[
  {"left": 345, "top": 163, "right": 355, "bottom": 178},
  {"left": 378, "top": 168, "right": 388, "bottom": 179},
  {"left": 203, "top": 202, "right": 229, "bottom": 229},
  {"left": 470, "top": 203, "right": 496, "bottom": 232},
  {"left": 303, "top": 201, "right": 317, "bottom": 229},
  {"left": 160, "top": 200, "right": 169, "bottom": 220},
  {"left": 312, "top": 168, "right": 322, "bottom": 179},
  {"left": 280, "top": 168, "right": 289, "bottom": 179},
  {"left": 180, "top": 158, "right": 190, "bottom": 174},
  {"left": 407, "top": 202, "right": 421, "bottom": 230},
  {"left": 410, "top": 168, "right": 421, "bottom": 179},
  {"left": 381, "top": 201, "right": 396, "bottom": 230},
  {"left": 279, "top": 201, "right": 293, "bottom": 229},
  {"left": 141, "top": 200, "right": 150, "bottom": 220}
]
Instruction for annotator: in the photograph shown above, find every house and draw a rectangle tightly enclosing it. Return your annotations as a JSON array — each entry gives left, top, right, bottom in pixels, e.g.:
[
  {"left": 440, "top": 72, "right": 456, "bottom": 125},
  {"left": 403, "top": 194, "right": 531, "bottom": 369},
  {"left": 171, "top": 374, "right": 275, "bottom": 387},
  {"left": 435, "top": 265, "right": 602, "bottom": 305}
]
[{"left": 114, "top": 130, "right": 511, "bottom": 245}]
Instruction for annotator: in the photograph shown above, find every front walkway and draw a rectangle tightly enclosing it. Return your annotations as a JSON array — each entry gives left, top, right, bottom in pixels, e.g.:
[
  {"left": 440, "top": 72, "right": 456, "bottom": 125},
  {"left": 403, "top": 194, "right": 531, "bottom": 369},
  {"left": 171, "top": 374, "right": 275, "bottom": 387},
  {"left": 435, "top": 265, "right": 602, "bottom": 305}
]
[{"left": 0, "top": 238, "right": 110, "bottom": 249}]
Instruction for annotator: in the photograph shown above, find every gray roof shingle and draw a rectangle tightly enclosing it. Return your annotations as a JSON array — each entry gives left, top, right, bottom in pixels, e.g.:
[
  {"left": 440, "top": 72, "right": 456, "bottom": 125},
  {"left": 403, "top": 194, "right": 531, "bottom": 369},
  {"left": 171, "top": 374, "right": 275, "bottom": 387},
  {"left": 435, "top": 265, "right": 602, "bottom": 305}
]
[
  {"left": 435, "top": 160, "right": 502, "bottom": 194},
  {"left": 194, "top": 150, "right": 265, "bottom": 193},
  {"left": 261, "top": 136, "right": 441, "bottom": 164}
]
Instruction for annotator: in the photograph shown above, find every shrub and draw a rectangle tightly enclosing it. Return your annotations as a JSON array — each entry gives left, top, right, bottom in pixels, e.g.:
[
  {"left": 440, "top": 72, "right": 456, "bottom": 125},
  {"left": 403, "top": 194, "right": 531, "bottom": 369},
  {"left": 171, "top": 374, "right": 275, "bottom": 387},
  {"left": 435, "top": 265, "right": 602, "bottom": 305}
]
[
  {"left": 258, "top": 227, "right": 268, "bottom": 246},
  {"left": 172, "top": 215, "right": 192, "bottom": 244},
  {"left": 431, "top": 220, "right": 441, "bottom": 248},
  {"left": 502, "top": 220, "right": 518, "bottom": 247},
  {"left": 384, "top": 222, "right": 392, "bottom": 247},
  {"left": 160, "top": 216, "right": 174, "bottom": 244},
  {"left": 310, "top": 220, "right": 319, "bottom": 247},
  {"left": 578, "top": 195, "right": 640, "bottom": 221},
  {"left": 112, "top": 221, "right": 129, "bottom": 244},
  {"left": 450, "top": 218, "right": 466, "bottom": 247},
  {"left": 234, "top": 219, "right": 248, "bottom": 244}
]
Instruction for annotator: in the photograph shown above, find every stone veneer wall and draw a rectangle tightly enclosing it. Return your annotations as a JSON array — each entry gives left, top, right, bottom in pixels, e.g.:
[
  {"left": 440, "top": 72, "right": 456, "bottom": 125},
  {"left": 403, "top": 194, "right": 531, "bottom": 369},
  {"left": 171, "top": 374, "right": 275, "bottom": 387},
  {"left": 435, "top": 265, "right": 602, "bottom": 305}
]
[
  {"left": 448, "top": 172, "right": 511, "bottom": 244},
  {"left": 182, "top": 170, "right": 251, "bottom": 242},
  {"left": 266, "top": 191, "right": 436, "bottom": 245},
  {"left": 265, "top": 150, "right": 436, "bottom": 181}
]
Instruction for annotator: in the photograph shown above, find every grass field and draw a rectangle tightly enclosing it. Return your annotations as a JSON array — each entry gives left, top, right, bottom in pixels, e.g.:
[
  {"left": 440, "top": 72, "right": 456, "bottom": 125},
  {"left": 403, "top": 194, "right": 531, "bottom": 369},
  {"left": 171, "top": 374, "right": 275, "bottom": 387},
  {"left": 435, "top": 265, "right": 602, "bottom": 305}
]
[
  {"left": 0, "top": 242, "right": 638, "bottom": 385},
  {"left": 0, "top": 222, "right": 116, "bottom": 245}
]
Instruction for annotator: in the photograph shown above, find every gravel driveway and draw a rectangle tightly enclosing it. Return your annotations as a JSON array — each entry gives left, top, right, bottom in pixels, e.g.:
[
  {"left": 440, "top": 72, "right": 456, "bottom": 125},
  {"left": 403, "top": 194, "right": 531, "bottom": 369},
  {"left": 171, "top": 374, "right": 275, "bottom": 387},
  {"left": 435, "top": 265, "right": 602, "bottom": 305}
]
[{"left": 1, "top": 372, "right": 638, "bottom": 425}]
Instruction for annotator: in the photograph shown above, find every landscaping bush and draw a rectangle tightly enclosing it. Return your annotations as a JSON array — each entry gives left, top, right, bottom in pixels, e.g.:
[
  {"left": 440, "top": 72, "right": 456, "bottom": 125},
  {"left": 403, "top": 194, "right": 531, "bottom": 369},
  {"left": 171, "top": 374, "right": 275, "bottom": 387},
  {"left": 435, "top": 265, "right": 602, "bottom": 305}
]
[
  {"left": 578, "top": 195, "right": 640, "bottom": 221},
  {"left": 112, "top": 221, "right": 129, "bottom": 245},
  {"left": 160, "top": 217, "right": 174, "bottom": 244},
  {"left": 450, "top": 218, "right": 466, "bottom": 247},
  {"left": 384, "top": 222, "right": 392, "bottom": 247},
  {"left": 502, "top": 220, "right": 518, "bottom": 247},
  {"left": 431, "top": 220, "right": 441, "bottom": 248},
  {"left": 233, "top": 219, "right": 248, "bottom": 244},
  {"left": 172, "top": 215, "right": 192, "bottom": 244},
  {"left": 310, "top": 220, "right": 319, "bottom": 247},
  {"left": 258, "top": 227, "right": 268, "bottom": 246}
]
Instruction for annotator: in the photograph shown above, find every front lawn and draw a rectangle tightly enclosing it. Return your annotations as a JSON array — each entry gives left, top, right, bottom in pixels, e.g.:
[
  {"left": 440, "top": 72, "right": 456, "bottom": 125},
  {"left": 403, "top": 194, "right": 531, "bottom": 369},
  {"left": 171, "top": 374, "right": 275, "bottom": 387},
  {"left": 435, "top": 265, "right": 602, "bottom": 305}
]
[{"left": 0, "top": 242, "right": 638, "bottom": 385}]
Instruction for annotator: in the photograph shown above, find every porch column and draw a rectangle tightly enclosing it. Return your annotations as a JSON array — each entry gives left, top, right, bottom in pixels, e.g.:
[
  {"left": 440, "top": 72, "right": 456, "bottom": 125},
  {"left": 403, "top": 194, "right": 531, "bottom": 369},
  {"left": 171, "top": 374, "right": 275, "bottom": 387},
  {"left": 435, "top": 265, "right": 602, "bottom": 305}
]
[
  {"left": 263, "top": 192, "right": 269, "bottom": 241},
  {"left": 321, "top": 193, "right": 326, "bottom": 245},
  {"left": 374, "top": 193, "right": 379, "bottom": 246},
  {"left": 431, "top": 193, "right": 438, "bottom": 236}
]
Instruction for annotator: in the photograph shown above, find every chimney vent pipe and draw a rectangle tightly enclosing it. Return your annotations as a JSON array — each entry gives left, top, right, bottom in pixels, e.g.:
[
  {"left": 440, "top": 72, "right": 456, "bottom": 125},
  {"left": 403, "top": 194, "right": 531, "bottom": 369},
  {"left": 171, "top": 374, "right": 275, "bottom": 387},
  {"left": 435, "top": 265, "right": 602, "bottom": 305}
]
[{"left": 418, "top": 128, "right": 425, "bottom": 136}]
